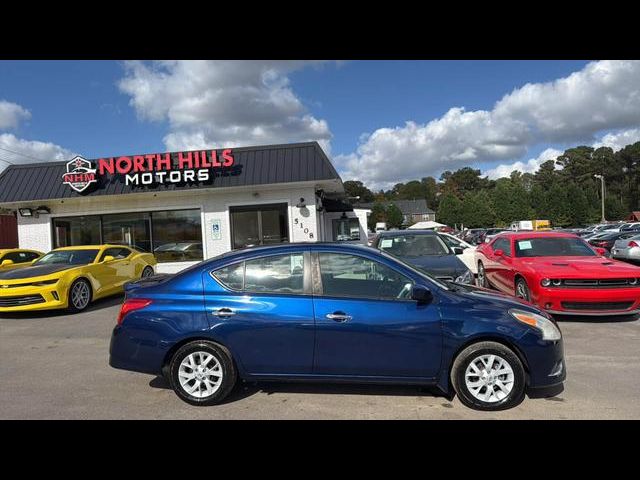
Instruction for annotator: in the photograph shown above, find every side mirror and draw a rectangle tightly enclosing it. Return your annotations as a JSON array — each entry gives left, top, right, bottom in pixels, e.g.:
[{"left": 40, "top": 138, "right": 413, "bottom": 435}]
[
  {"left": 1, "top": 259, "right": 14, "bottom": 266},
  {"left": 103, "top": 255, "right": 115, "bottom": 263},
  {"left": 31, "top": 259, "right": 38, "bottom": 263},
  {"left": 411, "top": 285, "right": 433, "bottom": 304},
  {"left": 452, "top": 247, "right": 464, "bottom": 255},
  {"left": 494, "top": 249, "right": 504, "bottom": 257},
  {"left": 594, "top": 247, "right": 607, "bottom": 256}
]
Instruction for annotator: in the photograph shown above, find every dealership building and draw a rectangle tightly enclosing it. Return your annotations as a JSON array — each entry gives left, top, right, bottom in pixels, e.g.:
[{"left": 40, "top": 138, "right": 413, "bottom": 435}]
[{"left": 0, "top": 142, "right": 369, "bottom": 273}]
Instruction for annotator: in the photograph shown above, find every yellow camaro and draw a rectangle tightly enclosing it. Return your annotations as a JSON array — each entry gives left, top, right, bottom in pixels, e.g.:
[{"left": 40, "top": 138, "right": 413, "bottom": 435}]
[
  {"left": 0, "top": 249, "right": 44, "bottom": 270},
  {"left": 0, "top": 245, "right": 157, "bottom": 313}
]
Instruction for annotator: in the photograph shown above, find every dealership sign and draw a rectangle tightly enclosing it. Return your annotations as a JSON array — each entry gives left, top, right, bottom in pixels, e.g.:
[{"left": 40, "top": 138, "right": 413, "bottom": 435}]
[
  {"left": 62, "top": 156, "right": 98, "bottom": 193},
  {"left": 61, "top": 149, "right": 236, "bottom": 193}
]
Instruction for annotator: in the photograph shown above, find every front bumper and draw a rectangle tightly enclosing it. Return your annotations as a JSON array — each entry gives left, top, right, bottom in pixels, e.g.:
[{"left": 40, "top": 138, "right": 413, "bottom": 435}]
[
  {"left": 0, "top": 284, "right": 68, "bottom": 312},
  {"left": 533, "top": 286, "right": 640, "bottom": 316},
  {"left": 520, "top": 331, "right": 566, "bottom": 388}
]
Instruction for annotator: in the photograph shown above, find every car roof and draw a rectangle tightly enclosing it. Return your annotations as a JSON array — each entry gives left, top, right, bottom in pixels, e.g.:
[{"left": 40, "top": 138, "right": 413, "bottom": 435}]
[
  {"left": 52, "top": 244, "right": 129, "bottom": 251},
  {"left": 0, "top": 248, "right": 42, "bottom": 255},
  {"left": 376, "top": 230, "right": 438, "bottom": 236},
  {"left": 494, "top": 231, "right": 578, "bottom": 239}
]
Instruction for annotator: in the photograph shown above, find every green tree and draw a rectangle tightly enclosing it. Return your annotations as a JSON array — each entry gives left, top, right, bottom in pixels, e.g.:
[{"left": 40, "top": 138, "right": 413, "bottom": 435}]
[
  {"left": 343, "top": 180, "right": 374, "bottom": 203},
  {"left": 436, "top": 193, "right": 463, "bottom": 226},
  {"left": 461, "top": 191, "right": 495, "bottom": 228},
  {"left": 386, "top": 203, "right": 404, "bottom": 228},
  {"left": 368, "top": 202, "right": 387, "bottom": 230}
]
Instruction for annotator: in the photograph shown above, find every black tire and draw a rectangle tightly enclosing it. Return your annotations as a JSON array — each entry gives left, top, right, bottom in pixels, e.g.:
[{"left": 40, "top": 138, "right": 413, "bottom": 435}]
[
  {"left": 67, "top": 278, "right": 93, "bottom": 313},
  {"left": 451, "top": 341, "right": 526, "bottom": 411},
  {"left": 169, "top": 341, "right": 237, "bottom": 406},
  {"left": 477, "top": 261, "right": 489, "bottom": 288},
  {"left": 141, "top": 266, "right": 154, "bottom": 278},
  {"left": 515, "top": 277, "right": 531, "bottom": 302}
]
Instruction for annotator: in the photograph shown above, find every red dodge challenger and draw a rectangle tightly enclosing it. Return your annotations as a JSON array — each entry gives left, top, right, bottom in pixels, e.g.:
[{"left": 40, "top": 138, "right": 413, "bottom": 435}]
[{"left": 475, "top": 231, "right": 640, "bottom": 316}]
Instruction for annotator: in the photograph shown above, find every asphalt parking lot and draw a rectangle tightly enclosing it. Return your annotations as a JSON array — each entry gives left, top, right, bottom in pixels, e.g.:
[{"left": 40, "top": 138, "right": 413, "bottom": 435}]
[{"left": 1, "top": 296, "right": 639, "bottom": 420}]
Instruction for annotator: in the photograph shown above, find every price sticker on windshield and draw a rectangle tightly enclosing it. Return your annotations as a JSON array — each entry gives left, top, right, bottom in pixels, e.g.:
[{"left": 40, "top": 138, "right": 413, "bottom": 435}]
[
  {"left": 380, "top": 239, "right": 393, "bottom": 249},
  {"left": 518, "top": 240, "right": 533, "bottom": 250}
]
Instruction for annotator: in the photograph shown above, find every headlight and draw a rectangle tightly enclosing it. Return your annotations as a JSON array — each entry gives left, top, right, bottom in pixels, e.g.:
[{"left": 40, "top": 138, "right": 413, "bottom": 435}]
[
  {"left": 510, "top": 309, "right": 562, "bottom": 341},
  {"left": 630, "top": 278, "right": 638, "bottom": 286},
  {"left": 455, "top": 269, "right": 473, "bottom": 284},
  {"left": 541, "top": 278, "right": 551, "bottom": 287}
]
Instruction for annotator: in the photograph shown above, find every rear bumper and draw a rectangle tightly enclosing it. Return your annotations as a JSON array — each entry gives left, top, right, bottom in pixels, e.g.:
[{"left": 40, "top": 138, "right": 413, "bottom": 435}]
[{"left": 534, "top": 287, "right": 640, "bottom": 316}]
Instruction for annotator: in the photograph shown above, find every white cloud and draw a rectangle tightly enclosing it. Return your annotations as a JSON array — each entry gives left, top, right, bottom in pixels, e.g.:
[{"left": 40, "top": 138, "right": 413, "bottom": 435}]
[
  {"left": 593, "top": 128, "right": 640, "bottom": 151},
  {"left": 484, "top": 148, "right": 563, "bottom": 180},
  {"left": 338, "top": 60, "right": 640, "bottom": 189},
  {"left": 0, "top": 100, "right": 31, "bottom": 130},
  {"left": 118, "top": 60, "right": 333, "bottom": 153},
  {"left": 0, "top": 133, "right": 75, "bottom": 172}
]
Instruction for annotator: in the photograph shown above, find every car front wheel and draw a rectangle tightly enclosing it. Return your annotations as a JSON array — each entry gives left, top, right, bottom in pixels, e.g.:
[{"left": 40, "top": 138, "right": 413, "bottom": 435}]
[
  {"left": 169, "top": 341, "right": 237, "bottom": 406},
  {"left": 67, "top": 278, "right": 92, "bottom": 313},
  {"left": 141, "top": 266, "right": 154, "bottom": 278},
  {"left": 451, "top": 341, "right": 526, "bottom": 411},
  {"left": 515, "top": 277, "right": 531, "bottom": 301},
  {"left": 477, "top": 261, "right": 489, "bottom": 288}
]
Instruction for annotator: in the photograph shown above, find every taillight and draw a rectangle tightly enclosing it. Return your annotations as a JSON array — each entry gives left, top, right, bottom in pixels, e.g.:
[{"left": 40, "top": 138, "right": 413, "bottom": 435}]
[
  {"left": 117, "top": 298, "right": 152, "bottom": 325},
  {"left": 629, "top": 241, "right": 639, "bottom": 248}
]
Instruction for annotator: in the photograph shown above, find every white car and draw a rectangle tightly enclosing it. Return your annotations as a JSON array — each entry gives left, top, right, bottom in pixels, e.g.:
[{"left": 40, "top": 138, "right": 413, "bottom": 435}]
[{"left": 438, "top": 232, "right": 477, "bottom": 274}]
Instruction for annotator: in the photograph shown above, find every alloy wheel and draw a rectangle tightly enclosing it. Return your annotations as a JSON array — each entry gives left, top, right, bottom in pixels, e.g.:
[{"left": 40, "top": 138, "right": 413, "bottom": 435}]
[
  {"left": 178, "top": 352, "right": 223, "bottom": 399},
  {"left": 464, "top": 354, "right": 514, "bottom": 403},
  {"left": 71, "top": 281, "right": 91, "bottom": 310}
]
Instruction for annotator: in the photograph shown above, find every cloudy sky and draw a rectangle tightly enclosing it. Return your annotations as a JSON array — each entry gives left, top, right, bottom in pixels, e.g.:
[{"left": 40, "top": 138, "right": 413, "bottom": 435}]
[{"left": 1, "top": 60, "right": 640, "bottom": 189}]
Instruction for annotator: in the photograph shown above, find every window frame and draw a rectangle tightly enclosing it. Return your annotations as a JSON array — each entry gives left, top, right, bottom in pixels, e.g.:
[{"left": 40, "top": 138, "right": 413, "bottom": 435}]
[{"left": 311, "top": 251, "right": 415, "bottom": 302}]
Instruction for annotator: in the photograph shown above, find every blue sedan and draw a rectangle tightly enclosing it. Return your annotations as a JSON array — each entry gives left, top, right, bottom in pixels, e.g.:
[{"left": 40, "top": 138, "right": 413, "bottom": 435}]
[{"left": 109, "top": 243, "right": 565, "bottom": 411}]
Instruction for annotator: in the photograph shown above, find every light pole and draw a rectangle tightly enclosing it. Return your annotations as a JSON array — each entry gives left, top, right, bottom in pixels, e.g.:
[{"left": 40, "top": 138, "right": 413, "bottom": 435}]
[{"left": 594, "top": 174, "right": 605, "bottom": 223}]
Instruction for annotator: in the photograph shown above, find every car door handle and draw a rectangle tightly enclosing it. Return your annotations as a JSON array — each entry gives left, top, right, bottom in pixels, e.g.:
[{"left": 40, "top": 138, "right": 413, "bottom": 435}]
[
  {"left": 326, "top": 312, "right": 352, "bottom": 322},
  {"left": 212, "top": 308, "right": 236, "bottom": 317}
]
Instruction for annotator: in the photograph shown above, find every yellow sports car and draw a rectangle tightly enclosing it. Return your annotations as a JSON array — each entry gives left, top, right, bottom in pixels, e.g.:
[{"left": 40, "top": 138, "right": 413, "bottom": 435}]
[
  {"left": 0, "top": 245, "right": 157, "bottom": 313},
  {"left": 0, "top": 249, "right": 44, "bottom": 270}
]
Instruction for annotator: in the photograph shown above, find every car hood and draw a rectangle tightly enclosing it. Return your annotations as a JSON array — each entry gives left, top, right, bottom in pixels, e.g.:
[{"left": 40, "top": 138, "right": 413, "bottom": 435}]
[
  {"left": 446, "top": 282, "right": 539, "bottom": 311},
  {"left": 397, "top": 254, "right": 468, "bottom": 278},
  {"left": 0, "top": 264, "right": 78, "bottom": 280},
  {"left": 518, "top": 256, "right": 640, "bottom": 277}
]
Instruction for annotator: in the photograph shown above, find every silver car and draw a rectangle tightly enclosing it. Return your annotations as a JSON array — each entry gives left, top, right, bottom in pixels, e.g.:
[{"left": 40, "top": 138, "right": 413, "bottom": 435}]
[{"left": 611, "top": 233, "right": 640, "bottom": 264}]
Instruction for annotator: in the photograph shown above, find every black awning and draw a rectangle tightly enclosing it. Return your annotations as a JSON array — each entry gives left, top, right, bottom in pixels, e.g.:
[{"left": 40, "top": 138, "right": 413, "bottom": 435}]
[{"left": 0, "top": 141, "right": 341, "bottom": 204}]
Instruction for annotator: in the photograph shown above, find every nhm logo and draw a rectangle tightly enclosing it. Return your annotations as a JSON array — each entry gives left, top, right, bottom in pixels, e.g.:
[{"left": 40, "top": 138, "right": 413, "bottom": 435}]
[{"left": 62, "top": 156, "right": 97, "bottom": 193}]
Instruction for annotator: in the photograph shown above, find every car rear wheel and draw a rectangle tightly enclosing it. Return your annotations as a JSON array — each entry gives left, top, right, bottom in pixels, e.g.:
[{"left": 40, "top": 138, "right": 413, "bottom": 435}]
[
  {"left": 477, "top": 262, "right": 489, "bottom": 288},
  {"left": 141, "top": 266, "right": 154, "bottom": 278},
  {"left": 451, "top": 341, "right": 526, "bottom": 411},
  {"left": 67, "top": 278, "right": 92, "bottom": 313},
  {"left": 515, "top": 277, "right": 531, "bottom": 301},
  {"left": 169, "top": 341, "right": 237, "bottom": 406}
]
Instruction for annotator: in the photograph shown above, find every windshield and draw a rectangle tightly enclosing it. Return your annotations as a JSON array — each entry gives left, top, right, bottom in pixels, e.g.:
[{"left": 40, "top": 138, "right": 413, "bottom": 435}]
[
  {"left": 378, "top": 234, "right": 450, "bottom": 257},
  {"left": 514, "top": 237, "right": 596, "bottom": 257},
  {"left": 34, "top": 249, "right": 100, "bottom": 265}
]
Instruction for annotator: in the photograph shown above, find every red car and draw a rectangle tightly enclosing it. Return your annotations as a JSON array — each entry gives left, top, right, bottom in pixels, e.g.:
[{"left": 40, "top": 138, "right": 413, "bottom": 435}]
[{"left": 475, "top": 232, "right": 640, "bottom": 316}]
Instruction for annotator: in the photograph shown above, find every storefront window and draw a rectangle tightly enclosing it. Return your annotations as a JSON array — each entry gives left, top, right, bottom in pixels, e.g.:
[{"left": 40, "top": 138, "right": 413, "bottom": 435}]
[
  {"left": 53, "top": 216, "right": 101, "bottom": 247},
  {"left": 102, "top": 212, "right": 151, "bottom": 252},
  {"left": 52, "top": 209, "right": 202, "bottom": 263},
  {"left": 230, "top": 203, "right": 289, "bottom": 250},
  {"left": 332, "top": 217, "right": 361, "bottom": 241},
  {"left": 152, "top": 210, "right": 203, "bottom": 263}
]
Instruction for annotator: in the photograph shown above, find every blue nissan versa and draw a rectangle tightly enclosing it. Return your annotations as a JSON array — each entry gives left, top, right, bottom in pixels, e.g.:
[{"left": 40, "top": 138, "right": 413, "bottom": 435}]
[{"left": 109, "top": 243, "right": 565, "bottom": 411}]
